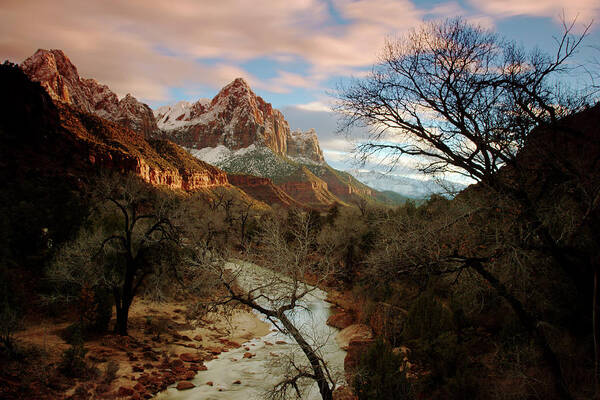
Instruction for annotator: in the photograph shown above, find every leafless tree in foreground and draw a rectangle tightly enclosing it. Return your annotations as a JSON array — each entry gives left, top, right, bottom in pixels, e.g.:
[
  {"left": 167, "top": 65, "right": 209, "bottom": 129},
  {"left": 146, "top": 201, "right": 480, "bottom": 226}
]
[
  {"left": 336, "top": 16, "right": 597, "bottom": 400},
  {"left": 336, "top": 17, "right": 591, "bottom": 184},
  {"left": 187, "top": 212, "right": 338, "bottom": 400}
]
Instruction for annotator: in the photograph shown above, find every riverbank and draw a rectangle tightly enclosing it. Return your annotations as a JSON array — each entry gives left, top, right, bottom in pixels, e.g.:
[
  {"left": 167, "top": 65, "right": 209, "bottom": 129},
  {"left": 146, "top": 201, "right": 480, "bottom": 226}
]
[
  {"left": 9, "top": 297, "right": 270, "bottom": 399},
  {"left": 155, "top": 260, "right": 350, "bottom": 400}
]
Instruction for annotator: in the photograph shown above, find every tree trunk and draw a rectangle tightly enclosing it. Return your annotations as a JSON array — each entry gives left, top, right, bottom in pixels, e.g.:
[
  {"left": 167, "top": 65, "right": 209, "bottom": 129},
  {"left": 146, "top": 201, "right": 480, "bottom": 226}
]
[
  {"left": 469, "top": 260, "right": 573, "bottom": 400},
  {"left": 115, "top": 303, "right": 129, "bottom": 336},
  {"left": 114, "top": 258, "right": 136, "bottom": 336},
  {"left": 240, "top": 217, "right": 247, "bottom": 248},
  {"left": 594, "top": 265, "right": 599, "bottom": 397},
  {"left": 279, "top": 314, "right": 333, "bottom": 400}
]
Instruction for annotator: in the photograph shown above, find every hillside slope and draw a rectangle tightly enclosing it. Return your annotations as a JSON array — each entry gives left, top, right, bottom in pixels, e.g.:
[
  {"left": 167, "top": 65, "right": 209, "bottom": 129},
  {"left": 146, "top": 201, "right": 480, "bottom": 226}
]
[{"left": 1, "top": 63, "right": 229, "bottom": 192}]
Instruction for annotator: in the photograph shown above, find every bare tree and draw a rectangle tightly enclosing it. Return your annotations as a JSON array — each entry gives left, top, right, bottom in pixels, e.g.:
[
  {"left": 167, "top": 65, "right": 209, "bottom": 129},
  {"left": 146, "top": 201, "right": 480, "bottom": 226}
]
[
  {"left": 235, "top": 198, "right": 256, "bottom": 248},
  {"left": 187, "top": 212, "right": 339, "bottom": 400},
  {"left": 336, "top": 17, "right": 591, "bottom": 184},
  {"left": 336, "top": 17, "right": 599, "bottom": 399},
  {"left": 364, "top": 192, "right": 579, "bottom": 398},
  {"left": 49, "top": 173, "right": 184, "bottom": 336}
]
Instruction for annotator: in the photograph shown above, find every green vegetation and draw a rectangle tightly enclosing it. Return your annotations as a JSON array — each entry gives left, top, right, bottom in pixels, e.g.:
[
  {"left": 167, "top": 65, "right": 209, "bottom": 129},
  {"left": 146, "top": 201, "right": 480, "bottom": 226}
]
[
  {"left": 59, "top": 326, "right": 97, "bottom": 379},
  {"left": 353, "top": 338, "right": 412, "bottom": 400},
  {"left": 216, "top": 146, "right": 299, "bottom": 181}
]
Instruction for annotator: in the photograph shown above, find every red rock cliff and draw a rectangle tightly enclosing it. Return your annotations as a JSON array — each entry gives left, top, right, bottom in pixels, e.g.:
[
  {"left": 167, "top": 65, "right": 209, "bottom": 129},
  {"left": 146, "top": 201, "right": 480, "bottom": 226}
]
[
  {"left": 0, "top": 62, "right": 228, "bottom": 192},
  {"left": 156, "top": 78, "right": 291, "bottom": 156},
  {"left": 21, "top": 49, "right": 159, "bottom": 138},
  {"left": 228, "top": 174, "right": 302, "bottom": 208},
  {"left": 277, "top": 167, "right": 339, "bottom": 207},
  {"left": 287, "top": 129, "right": 325, "bottom": 164},
  {"left": 63, "top": 107, "right": 230, "bottom": 191}
]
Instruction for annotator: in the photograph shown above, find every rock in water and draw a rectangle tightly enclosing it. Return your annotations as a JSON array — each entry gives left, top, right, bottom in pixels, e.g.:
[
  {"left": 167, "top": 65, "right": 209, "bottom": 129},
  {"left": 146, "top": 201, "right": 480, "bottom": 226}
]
[{"left": 176, "top": 381, "right": 195, "bottom": 390}]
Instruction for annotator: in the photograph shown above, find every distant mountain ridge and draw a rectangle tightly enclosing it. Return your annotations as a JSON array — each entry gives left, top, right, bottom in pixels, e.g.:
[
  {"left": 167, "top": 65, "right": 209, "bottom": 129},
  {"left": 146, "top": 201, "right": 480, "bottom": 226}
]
[{"left": 349, "top": 169, "right": 467, "bottom": 199}]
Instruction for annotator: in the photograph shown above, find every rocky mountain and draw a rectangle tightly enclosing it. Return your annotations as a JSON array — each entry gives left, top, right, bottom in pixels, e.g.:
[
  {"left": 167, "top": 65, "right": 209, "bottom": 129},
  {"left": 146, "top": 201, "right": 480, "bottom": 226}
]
[
  {"left": 21, "top": 49, "right": 159, "bottom": 138},
  {"left": 155, "top": 79, "right": 326, "bottom": 165},
  {"left": 157, "top": 79, "right": 382, "bottom": 208},
  {"left": 227, "top": 174, "right": 303, "bottom": 208},
  {"left": 287, "top": 129, "right": 325, "bottom": 164},
  {"left": 155, "top": 78, "right": 291, "bottom": 156},
  {"left": 15, "top": 48, "right": 401, "bottom": 209},
  {"left": 1, "top": 62, "right": 230, "bottom": 192}
]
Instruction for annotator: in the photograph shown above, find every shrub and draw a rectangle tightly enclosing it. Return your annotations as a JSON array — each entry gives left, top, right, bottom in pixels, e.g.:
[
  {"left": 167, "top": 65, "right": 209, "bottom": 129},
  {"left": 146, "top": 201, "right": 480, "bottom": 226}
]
[
  {"left": 145, "top": 316, "right": 169, "bottom": 340},
  {"left": 59, "top": 341, "right": 89, "bottom": 378},
  {"left": 102, "top": 360, "right": 119, "bottom": 384},
  {"left": 62, "top": 321, "right": 84, "bottom": 345},
  {"left": 403, "top": 292, "right": 453, "bottom": 342},
  {"left": 353, "top": 338, "right": 413, "bottom": 399},
  {"left": 0, "top": 302, "right": 22, "bottom": 357},
  {"left": 62, "top": 286, "right": 112, "bottom": 342},
  {"left": 402, "top": 293, "right": 479, "bottom": 398},
  {"left": 59, "top": 328, "right": 98, "bottom": 379}
]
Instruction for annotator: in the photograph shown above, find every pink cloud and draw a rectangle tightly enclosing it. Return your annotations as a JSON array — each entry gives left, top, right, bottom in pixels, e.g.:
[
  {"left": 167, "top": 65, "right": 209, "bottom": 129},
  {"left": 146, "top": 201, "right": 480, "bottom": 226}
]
[
  {"left": 332, "top": 0, "right": 423, "bottom": 28},
  {"left": 0, "top": 0, "right": 463, "bottom": 103},
  {"left": 468, "top": 0, "right": 599, "bottom": 24}
]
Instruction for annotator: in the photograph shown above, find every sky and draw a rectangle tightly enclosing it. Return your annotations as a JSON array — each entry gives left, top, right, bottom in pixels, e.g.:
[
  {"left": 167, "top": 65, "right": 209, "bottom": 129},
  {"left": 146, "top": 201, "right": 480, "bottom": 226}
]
[{"left": 1, "top": 0, "right": 599, "bottom": 185}]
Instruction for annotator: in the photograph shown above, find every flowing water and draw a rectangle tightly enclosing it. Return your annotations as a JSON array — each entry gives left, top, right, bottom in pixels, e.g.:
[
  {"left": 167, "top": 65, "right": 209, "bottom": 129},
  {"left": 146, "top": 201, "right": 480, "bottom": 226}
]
[{"left": 155, "top": 261, "right": 346, "bottom": 400}]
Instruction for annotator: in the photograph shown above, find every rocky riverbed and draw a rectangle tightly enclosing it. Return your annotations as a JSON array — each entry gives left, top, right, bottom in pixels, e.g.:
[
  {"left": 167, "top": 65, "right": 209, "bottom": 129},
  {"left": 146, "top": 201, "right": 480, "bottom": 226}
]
[{"left": 155, "top": 261, "right": 349, "bottom": 400}]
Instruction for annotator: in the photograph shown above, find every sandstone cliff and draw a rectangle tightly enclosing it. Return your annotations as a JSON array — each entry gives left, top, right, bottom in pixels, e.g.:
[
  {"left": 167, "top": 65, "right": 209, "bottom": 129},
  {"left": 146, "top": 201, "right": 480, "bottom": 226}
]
[
  {"left": 227, "top": 174, "right": 303, "bottom": 208},
  {"left": 306, "top": 165, "right": 373, "bottom": 203},
  {"left": 277, "top": 167, "right": 340, "bottom": 208},
  {"left": 287, "top": 129, "right": 325, "bottom": 164},
  {"left": 21, "top": 49, "right": 159, "bottom": 138},
  {"left": 1, "top": 62, "right": 227, "bottom": 192}
]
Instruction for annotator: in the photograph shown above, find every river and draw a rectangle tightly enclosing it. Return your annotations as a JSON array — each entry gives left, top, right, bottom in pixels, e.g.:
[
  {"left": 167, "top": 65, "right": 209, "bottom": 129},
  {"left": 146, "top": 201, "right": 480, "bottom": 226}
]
[{"left": 155, "top": 260, "right": 347, "bottom": 400}]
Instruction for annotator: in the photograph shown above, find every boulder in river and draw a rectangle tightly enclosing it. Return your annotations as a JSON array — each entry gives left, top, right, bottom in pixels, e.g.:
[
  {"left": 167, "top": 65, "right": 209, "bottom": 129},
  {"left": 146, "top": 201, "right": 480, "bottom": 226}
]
[
  {"left": 335, "top": 324, "right": 373, "bottom": 350},
  {"left": 176, "top": 381, "right": 195, "bottom": 390},
  {"left": 327, "top": 311, "right": 355, "bottom": 330}
]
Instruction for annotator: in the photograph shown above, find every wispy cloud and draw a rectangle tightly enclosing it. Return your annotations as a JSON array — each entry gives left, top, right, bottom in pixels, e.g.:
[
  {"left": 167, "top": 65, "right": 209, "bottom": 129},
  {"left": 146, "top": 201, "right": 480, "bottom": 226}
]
[
  {"left": 1, "top": 0, "right": 595, "bottom": 106},
  {"left": 0, "top": 0, "right": 458, "bottom": 103},
  {"left": 468, "top": 0, "right": 600, "bottom": 24}
]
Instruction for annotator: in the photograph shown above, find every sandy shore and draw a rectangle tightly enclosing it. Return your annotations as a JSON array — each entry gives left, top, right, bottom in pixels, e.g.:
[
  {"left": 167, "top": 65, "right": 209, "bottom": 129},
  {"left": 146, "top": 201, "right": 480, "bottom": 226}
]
[{"left": 14, "top": 297, "right": 271, "bottom": 399}]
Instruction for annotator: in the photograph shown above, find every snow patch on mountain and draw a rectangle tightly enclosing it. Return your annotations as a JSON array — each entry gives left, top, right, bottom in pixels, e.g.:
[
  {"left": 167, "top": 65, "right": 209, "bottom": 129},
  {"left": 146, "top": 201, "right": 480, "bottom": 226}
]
[
  {"left": 188, "top": 144, "right": 298, "bottom": 181},
  {"left": 286, "top": 128, "right": 325, "bottom": 164},
  {"left": 188, "top": 144, "right": 257, "bottom": 166}
]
